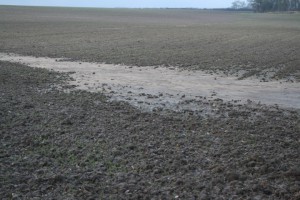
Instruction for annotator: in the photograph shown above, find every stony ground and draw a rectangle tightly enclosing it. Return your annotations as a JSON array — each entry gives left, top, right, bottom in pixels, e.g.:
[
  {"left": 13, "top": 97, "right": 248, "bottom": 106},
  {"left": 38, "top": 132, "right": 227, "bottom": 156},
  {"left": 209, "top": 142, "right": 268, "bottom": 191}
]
[{"left": 1, "top": 61, "right": 299, "bottom": 199}]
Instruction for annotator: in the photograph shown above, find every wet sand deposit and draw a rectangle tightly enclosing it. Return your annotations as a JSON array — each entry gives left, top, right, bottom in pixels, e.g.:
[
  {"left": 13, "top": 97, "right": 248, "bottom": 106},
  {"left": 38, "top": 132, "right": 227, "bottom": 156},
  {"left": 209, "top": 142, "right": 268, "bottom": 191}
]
[{"left": 1, "top": 53, "right": 299, "bottom": 113}]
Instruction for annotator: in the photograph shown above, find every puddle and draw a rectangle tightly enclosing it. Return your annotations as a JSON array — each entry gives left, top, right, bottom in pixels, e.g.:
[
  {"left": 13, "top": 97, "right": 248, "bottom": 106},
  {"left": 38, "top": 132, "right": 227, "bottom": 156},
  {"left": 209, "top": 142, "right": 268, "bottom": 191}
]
[{"left": 0, "top": 53, "right": 299, "bottom": 112}]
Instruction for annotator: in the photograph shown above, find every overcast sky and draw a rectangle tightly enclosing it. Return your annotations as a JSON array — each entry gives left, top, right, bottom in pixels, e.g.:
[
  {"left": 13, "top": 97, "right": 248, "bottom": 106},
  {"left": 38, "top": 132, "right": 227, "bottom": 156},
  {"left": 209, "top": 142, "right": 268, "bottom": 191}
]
[{"left": 0, "top": 0, "right": 234, "bottom": 8}]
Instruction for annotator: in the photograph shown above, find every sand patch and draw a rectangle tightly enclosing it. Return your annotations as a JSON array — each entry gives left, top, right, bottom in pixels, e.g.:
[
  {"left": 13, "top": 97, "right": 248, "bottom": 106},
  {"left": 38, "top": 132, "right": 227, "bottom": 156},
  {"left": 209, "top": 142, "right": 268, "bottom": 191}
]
[{"left": 1, "top": 53, "right": 299, "bottom": 112}]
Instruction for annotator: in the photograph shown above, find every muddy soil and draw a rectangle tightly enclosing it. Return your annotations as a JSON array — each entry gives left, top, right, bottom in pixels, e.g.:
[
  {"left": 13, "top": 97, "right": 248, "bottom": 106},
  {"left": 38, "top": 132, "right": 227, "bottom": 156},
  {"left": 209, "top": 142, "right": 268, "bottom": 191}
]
[{"left": 1, "top": 61, "right": 299, "bottom": 199}]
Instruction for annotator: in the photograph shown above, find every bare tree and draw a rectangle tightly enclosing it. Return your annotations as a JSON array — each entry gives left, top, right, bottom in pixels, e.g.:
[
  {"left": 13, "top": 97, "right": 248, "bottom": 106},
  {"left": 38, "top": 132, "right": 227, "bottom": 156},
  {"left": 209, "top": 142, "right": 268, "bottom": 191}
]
[
  {"left": 232, "top": 0, "right": 247, "bottom": 9},
  {"left": 247, "top": 0, "right": 300, "bottom": 12}
]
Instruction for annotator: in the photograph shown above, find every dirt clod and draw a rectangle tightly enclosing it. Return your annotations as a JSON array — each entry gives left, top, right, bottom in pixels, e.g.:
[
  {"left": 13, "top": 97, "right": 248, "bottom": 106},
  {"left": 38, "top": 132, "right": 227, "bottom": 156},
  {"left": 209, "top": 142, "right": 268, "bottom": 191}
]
[{"left": 1, "top": 62, "right": 299, "bottom": 199}]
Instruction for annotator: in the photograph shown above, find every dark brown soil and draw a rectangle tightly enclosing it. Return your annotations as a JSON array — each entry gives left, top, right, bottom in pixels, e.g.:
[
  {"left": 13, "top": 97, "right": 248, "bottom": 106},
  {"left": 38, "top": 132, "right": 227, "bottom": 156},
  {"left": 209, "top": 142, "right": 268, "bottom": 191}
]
[
  {"left": 0, "top": 6, "right": 299, "bottom": 80},
  {"left": 1, "top": 62, "right": 299, "bottom": 199}
]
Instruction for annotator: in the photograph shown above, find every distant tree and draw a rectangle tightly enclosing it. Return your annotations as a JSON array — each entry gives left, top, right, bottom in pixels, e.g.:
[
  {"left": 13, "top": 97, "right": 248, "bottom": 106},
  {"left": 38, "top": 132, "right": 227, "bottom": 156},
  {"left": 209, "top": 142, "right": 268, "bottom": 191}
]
[
  {"left": 232, "top": 0, "right": 247, "bottom": 9},
  {"left": 247, "top": 0, "right": 300, "bottom": 12}
]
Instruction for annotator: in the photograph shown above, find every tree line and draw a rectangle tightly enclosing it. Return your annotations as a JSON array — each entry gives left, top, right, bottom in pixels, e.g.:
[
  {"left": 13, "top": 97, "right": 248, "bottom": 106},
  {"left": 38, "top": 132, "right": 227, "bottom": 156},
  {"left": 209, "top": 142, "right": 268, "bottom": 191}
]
[{"left": 232, "top": 0, "right": 300, "bottom": 12}]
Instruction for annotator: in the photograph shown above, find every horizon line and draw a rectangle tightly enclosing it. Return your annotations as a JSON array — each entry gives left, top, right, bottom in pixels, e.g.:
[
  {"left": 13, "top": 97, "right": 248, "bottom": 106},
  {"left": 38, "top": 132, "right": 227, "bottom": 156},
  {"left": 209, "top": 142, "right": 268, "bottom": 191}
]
[{"left": 0, "top": 4, "right": 233, "bottom": 9}]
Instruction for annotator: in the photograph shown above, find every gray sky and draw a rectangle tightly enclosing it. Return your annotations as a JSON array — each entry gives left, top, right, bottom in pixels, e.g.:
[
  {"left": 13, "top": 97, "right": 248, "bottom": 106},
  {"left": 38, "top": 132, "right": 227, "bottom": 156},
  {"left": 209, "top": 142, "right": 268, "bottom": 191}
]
[{"left": 0, "top": 0, "right": 234, "bottom": 8}]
